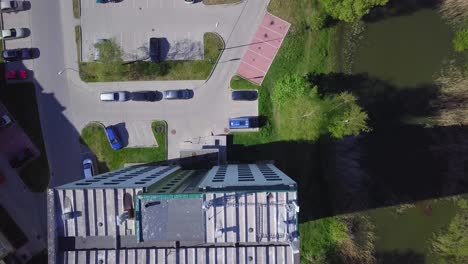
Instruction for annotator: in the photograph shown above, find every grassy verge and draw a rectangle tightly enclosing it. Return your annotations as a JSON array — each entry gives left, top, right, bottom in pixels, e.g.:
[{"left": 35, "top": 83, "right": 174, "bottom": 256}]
[
  {"left": 203, "top": 0, "right": 242, "bottom": 5},
  {"left": 74, "top": 26, "right": 81, "bottom": 62},
  {"left": 0, "top": 82, "right": 50, "bottom": 192},
  {"left": 72, "top": 0, "right": 80, "bottom": 19},
  {"left": 80, "top": 121, "right": 167, "bottom": 172},
  {"left": 230, "top": 75, "right": 259, "bottom": 90},
  {"left": 79, "top": 32, "right": 224, "bottom": 82}
]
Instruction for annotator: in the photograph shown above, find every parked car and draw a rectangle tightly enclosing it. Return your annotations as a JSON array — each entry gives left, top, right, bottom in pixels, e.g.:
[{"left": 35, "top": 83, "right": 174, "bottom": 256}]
[
  {"left": 5, "top": 69, "right": 27, "bottom": 80},
  {"left": 149, "top": 38, "right": 161, "bottom": 63},
  {"left": 93, "top": 38, "right": 108, "bottom": 61},
  {"left": 229, "top": 117, "right": 258, "bottom": 129},
  {"left": 184, "top": 0, "right": 195, "bottom": 3},
  {"left": 105, "top": 126, "right": 123, "bottom": 150},
  {"left": 2, "top": 48, "right": 33, "bottom": 61},
  {"left": 96, "top": 0, "right": 115, "bottom": 3},
  {"left": 82, "top": 158, "right": 95, "bottom": 179},
  {"left": 231, "top": 90, "right": 258, "bottom": 101},
  {"left": 130, "top": 91, "right": 160, "bottom": 102},
  {"left": 0, "top": 28, "right": 25, "bottom": 40},
  {"left": 100, "top": 91, "right": 130, "bottom": 102},
  {"left": 0, "top": 1, "right": 23, "bottom": 12},
  {"left": 164, "top": 89, "right": 193, "bottom": 100},
  {"left": 0, "top": 114, "right": 12, "bottom": 128}
]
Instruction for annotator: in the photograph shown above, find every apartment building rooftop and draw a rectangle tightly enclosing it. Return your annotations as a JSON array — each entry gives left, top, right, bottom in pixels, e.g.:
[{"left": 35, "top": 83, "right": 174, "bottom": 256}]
[{"left": 48, "top": 163, "right": 299, "bottom": 264}]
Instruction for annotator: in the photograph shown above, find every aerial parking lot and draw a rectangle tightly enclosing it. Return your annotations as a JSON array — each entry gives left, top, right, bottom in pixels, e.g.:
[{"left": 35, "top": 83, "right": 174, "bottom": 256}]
[{"left": 80, "top": 0, "right": 220, "bottom": 61}]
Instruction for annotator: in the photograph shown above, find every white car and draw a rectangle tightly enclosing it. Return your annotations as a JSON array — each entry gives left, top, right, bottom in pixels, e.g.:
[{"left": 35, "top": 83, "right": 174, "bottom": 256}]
[
  {"left": 0, "top": 114, "right": 12, "bottom": 128},
  {"left": 0, "top": 28, "right": 25, "bottom": 40},
  {"left": 82, "top": 158, "right": 94, "bottom": 179},
  {"left": 0, "top": 1, "right": 23, "bottom": 12},
  {"left": 100, "top": 91, "right": 130, "bottom": 102}
]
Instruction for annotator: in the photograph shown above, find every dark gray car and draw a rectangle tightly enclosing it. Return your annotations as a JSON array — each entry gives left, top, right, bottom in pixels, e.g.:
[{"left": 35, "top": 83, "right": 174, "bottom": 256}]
[
  {"left": 232, "top": 90, "right": 258, "bottom": 101},
  {"left": 164, "top": 89, "right": 193, "bottom": 100}
]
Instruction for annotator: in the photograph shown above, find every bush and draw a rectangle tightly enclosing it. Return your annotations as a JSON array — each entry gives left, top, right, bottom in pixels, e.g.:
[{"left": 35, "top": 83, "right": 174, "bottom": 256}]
[
  {"left": 309, "top": 12, "right": 328, "bottom": 30},
  {"left": 319, "top": 0, "right": 389, "bottom": 22},
  {"left": 453, "top": 29, "right": 468, "bottom": 52},
  {"left": 300, "top": 217, "right": 348, "bottom": 262}
]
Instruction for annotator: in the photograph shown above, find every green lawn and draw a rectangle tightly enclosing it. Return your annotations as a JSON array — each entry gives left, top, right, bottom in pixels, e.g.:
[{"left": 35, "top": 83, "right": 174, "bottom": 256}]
[
  {"left": 79, "top": 33, "right": 224, "bottom": 82},
  {"left": 0, "top": 82, "right": 50, "bottom": 192},
  {"left": 230, "top": 75, "right": 259, "bottom": 90},
  {"left": 75, "top": 26, "right": 81, "bottom": 62},
  {"left": 72, "top": 0, "right": 80, "bottom": 18},
  {"left": 80, "top": 121, "right": 167, "bottom": 172}
]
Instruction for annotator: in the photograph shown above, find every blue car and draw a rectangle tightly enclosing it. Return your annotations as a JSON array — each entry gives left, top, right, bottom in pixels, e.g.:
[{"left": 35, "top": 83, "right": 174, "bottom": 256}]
[
  {"left": 229, "top": 117, "right": 253, "bottom": 129},
  {"left": 105, "top": 126, "right": 123, "bottom": 150}
]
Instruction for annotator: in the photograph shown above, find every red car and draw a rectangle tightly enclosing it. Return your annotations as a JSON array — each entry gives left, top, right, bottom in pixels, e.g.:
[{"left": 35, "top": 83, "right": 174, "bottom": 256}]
[{"left": 5, "top": 69, "right": 27, "bottom": 80}]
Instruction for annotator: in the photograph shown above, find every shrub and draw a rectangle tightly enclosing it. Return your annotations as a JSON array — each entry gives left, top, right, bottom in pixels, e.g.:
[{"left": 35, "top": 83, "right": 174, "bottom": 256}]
[
  {"left": 453, "top": 29, "right": 468, "bottom": 52},
  {"left": 319, "top": 0, "right": 389, "bottom": 22}
]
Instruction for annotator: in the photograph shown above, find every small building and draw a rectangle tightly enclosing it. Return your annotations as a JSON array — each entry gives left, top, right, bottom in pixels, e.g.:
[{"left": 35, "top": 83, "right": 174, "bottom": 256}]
[{"left": 48, "top": 163, "right": 299, "bottom": 263}]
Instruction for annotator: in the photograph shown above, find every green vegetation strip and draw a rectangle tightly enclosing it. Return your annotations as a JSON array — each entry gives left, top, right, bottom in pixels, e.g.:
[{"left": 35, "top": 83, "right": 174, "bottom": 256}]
[
  {"left": 73, "top": 0, "right": 80, "bottom": 19},
  {"left": 79, "top": 32, "right": 224, "bottom": 82},
  {"left": 203, "top": 0, "right": 242, "bottom": 5},
  {"left": 0, "top": 82, "right": 50, "bottom": 192},
  {"left": 80, "top": 121, "right": 167, "bottom": 172},
  {"left": 230, "top": 75, "right": 259, "bottom": 90},
  {"left": 74, "top": 26, "right": 81, "bottom": 62}
]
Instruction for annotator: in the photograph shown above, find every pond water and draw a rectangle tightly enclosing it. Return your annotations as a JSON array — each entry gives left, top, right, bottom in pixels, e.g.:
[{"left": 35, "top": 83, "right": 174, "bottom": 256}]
[
  {"left": 337, "top": 6, "right": 466, "bottom": 263},
  {"left": 348, "top": 9, "right": 455, "bottom": 87},
  {"left": 367, "top": 197, "right": 460, "bottom": 262}
]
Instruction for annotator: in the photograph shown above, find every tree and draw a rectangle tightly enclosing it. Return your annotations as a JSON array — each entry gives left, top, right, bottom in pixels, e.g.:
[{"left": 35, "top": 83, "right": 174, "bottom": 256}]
[
  {"left": 319, "top": 0, "right": 389, "bottom": 22},
  {"left": 325, "top": 92, "right": 370, "bottom": 138},
  {"left": 430, "top": 199, "right": 468, "bottom": 263},
  {"left": 272, "top": 74, "right": 370, "bottom": 141},
  {"left": 95, "top": 39, "right": 123, "bottom": 63},
  {"left": 453, "top": 29, "right": 468, "bottom": 52},
  {"left": 272, "top": 74, "right": 311, "bottom": 106}
]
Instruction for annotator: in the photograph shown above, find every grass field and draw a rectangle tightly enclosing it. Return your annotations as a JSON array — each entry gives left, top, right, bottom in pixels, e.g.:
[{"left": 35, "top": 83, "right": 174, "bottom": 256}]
[
  {"left": 80, "top": 33, "right": 224, "bottom": 82},
  {"left": 233, "top": 0, "right": 339, "bottom": 145},
  {"left": 229, "top": 75, "right": 259, "bottom": 90},
  {"left": 80, "top": 121, "right": 167, "bottom": 172}
]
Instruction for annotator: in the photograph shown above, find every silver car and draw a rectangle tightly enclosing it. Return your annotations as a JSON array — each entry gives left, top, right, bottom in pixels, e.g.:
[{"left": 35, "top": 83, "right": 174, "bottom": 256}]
[
  {"left": 0, "top": 28, "right": 25, "bottom": 40},
  {"left": 163, "top": 89, "right": 193, "bottom": 100},
  {"left": 100, "top": 91, "right": 130, "bottom": 102}
]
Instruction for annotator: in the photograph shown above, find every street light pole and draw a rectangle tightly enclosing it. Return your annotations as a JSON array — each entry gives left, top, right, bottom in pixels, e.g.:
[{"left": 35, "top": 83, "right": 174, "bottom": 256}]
[{"left": 57, "top": 67, "right": 78, "bottom": 75}]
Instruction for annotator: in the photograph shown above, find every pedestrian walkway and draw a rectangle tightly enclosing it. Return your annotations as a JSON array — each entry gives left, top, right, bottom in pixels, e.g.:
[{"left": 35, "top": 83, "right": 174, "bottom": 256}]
[{"left": 237, "top": 12, "right": 291, "bottom": 85}]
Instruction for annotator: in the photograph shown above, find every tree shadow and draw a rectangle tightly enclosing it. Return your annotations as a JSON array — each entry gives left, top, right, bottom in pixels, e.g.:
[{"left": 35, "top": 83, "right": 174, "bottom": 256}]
[
  {"left": 307, "top": 72, "right": 439, "bottom": 129},
  {"left": 363, "top": 0, "right": 442, "bottom": 23}
]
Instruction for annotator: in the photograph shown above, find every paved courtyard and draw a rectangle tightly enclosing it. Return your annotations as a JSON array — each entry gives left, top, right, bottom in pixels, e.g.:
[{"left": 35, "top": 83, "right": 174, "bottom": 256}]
[{"left": 80, "top": 0, "right": 220, "bottom": 61}]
